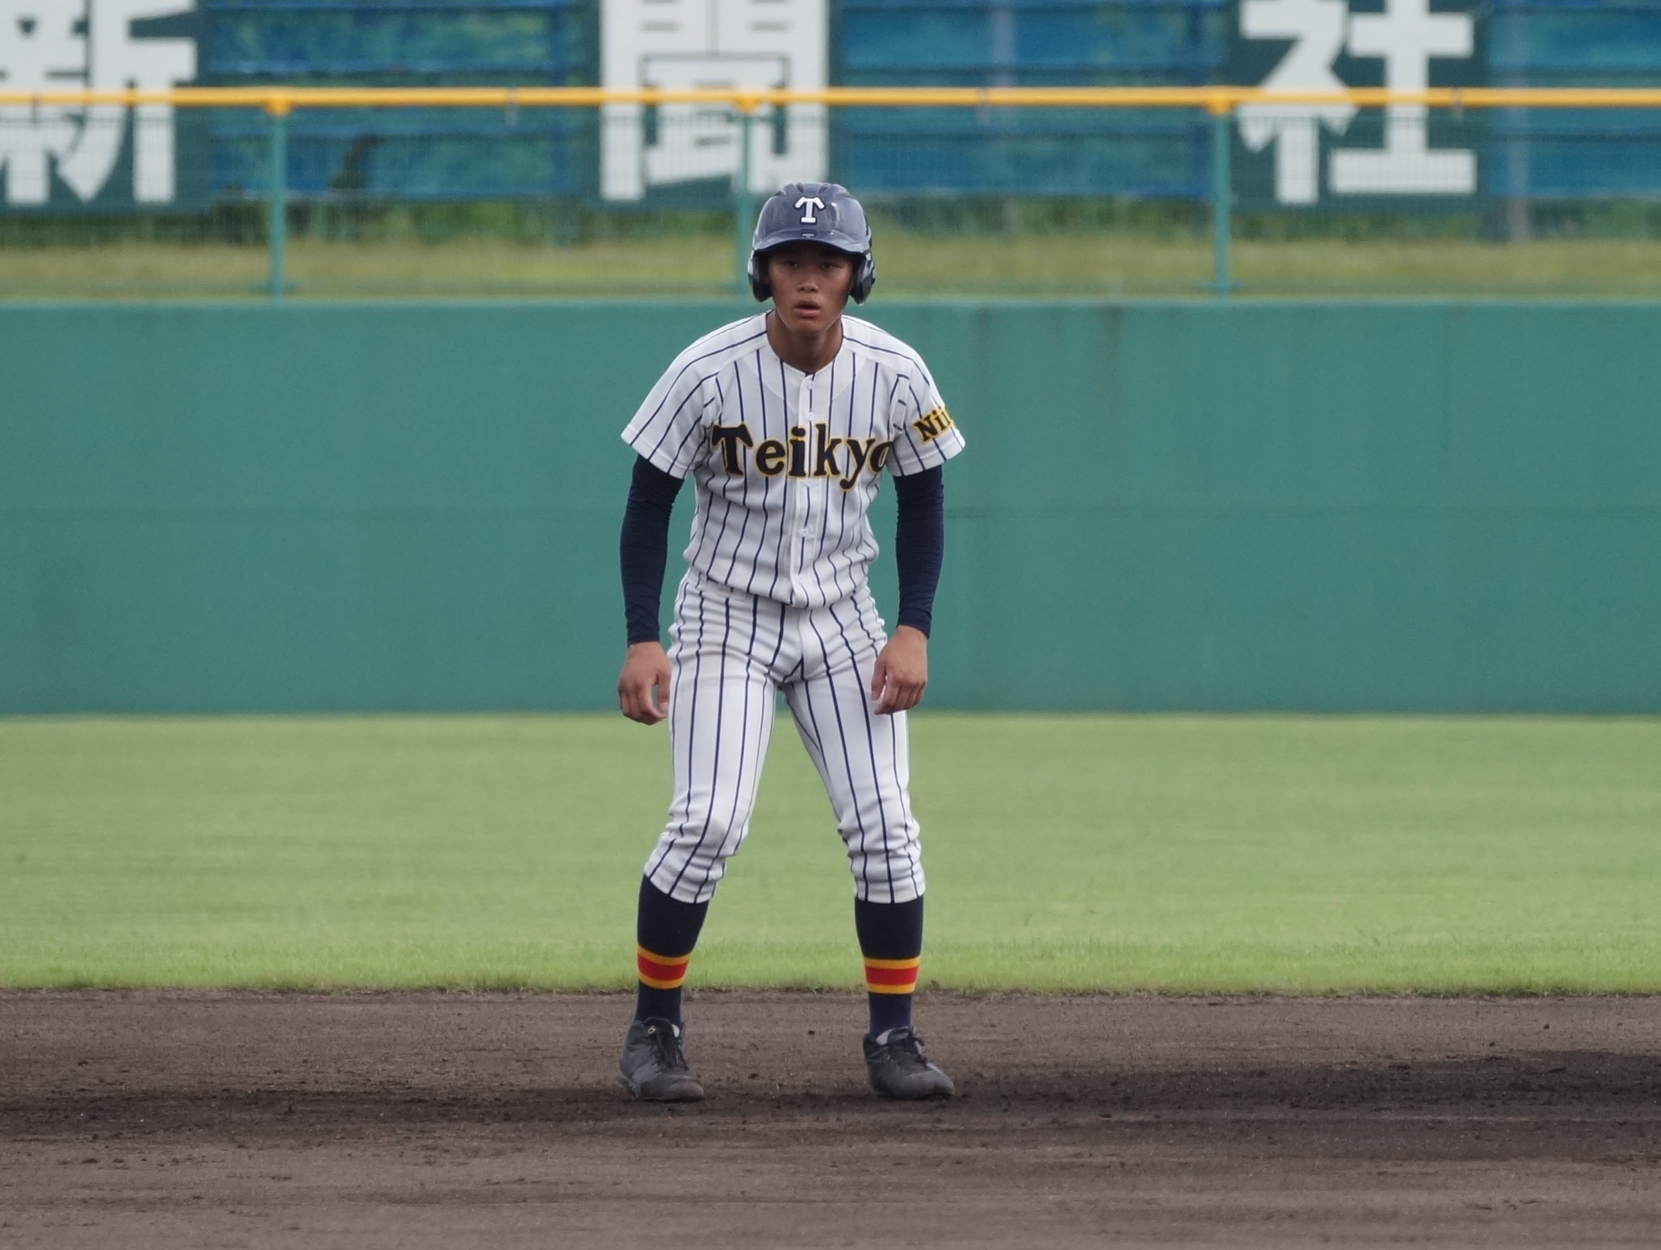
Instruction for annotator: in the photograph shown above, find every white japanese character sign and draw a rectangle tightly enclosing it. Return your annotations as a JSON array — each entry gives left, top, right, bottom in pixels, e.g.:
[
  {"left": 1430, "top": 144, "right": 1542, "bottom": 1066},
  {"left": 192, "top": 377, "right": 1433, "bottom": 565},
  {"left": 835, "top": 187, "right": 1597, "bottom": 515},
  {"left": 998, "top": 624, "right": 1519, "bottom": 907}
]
[
  {"left": 0, "top": 0, "right": 195, "bottom": 206},
  {"left": 1330, "top": 0, "right": 1474, "bottom": 195},
  {"left": 1239, "top": 0, "right": 1476, "bottom": 204},
  {"left": 599, "top": 0, "right": 828, "bottom": 202},
  {"left": 1238, "top": 0, "right": 1356, "bottom": 205}
]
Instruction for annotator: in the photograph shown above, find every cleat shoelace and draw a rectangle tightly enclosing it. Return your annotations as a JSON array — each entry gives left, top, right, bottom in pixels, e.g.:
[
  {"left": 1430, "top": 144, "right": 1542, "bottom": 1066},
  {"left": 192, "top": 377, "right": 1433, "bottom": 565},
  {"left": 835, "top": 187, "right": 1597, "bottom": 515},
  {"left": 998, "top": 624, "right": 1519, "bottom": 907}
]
[
  {"left": 645, "top": 1023, "right": 689, "bottom": 1073},
  {"left": 883, "top": 1031, "right": 931, "bottom": 1071}
]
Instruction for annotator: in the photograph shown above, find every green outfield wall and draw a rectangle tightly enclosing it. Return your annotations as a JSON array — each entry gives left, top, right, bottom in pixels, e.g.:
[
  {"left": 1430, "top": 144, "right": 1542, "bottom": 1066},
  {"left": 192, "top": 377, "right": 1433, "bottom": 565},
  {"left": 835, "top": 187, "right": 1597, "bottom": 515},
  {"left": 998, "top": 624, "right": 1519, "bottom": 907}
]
[{"left": 2, "top": 301, "right": 1657, "bottom": 714}]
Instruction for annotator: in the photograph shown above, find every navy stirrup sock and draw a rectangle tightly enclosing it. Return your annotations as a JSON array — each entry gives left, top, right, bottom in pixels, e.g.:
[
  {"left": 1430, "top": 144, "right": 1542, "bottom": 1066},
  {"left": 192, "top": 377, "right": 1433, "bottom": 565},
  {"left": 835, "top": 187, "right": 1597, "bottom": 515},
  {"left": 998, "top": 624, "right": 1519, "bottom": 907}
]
[
  {"left": 634, "top": 877, "right": 709, "bottom": 1027},
  {"left": 855, "top": 895, "right": 925, "bottom": 1040}
]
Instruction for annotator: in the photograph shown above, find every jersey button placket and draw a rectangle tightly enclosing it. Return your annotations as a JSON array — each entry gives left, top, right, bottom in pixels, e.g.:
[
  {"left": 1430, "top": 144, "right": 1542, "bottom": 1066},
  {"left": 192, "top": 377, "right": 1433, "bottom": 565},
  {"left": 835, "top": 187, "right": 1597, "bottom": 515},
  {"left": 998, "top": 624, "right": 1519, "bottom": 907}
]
[{"left": 788, "top": 376, "right": 813, "bottom": 604}]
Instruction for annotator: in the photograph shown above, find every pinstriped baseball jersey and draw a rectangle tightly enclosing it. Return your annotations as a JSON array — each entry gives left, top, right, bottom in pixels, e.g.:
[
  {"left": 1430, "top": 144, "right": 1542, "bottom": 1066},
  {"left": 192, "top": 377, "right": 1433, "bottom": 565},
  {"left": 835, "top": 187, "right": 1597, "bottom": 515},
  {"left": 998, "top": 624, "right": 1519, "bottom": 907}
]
[{"left": 621, "top": 313, "right": 967, "bottom": 608}]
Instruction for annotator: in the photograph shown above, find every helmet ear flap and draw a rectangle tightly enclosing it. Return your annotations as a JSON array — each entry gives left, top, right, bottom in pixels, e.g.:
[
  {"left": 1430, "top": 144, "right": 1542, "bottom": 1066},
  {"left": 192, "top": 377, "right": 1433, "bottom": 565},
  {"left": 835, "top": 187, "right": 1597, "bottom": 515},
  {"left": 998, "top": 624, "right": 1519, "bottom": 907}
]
[
  {"left": 748, "top": 250, "right": 771, "bottom": 302},
  {"left": 851, "top": 253, "right": 876, "bottom": 304},
  {"left": 850, "top": 252, "right": 877, "bottom": 303}
]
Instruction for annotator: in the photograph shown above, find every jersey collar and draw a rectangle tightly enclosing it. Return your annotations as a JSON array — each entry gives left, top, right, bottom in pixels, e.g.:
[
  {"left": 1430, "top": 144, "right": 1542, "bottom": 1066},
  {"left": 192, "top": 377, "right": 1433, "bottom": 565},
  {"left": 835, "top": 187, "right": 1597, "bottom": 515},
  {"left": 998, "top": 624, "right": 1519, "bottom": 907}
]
[{"left": 758, "top": 316, "right": 858, "bottom": 408}]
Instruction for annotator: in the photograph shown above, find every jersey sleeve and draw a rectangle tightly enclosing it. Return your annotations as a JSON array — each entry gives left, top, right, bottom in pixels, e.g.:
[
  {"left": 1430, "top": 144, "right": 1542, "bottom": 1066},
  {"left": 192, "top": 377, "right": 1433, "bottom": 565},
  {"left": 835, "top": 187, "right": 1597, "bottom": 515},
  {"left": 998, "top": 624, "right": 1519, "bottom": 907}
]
[
  {"left": 885, "top": 354, "right": 966, "bottom": 477},
  {"left": 621, "top": 352, "right": 713, "bottom": 479}
]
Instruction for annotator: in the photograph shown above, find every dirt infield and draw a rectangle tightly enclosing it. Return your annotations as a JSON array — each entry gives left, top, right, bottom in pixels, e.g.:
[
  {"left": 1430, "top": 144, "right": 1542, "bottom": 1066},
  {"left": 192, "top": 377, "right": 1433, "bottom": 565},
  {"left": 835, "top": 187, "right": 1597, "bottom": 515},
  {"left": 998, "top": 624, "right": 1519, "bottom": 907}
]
[{"left": 3, "top": 993, "right": 1660, "bottom": 1248}]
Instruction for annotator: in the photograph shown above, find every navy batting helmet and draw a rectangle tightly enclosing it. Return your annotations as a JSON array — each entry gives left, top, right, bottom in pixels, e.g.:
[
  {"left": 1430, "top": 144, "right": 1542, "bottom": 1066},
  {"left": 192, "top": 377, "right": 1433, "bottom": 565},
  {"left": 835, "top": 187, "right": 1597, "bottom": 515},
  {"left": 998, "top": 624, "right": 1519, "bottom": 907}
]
[{"left": 748, "top": 181, "right": 876, "bottom": 304}]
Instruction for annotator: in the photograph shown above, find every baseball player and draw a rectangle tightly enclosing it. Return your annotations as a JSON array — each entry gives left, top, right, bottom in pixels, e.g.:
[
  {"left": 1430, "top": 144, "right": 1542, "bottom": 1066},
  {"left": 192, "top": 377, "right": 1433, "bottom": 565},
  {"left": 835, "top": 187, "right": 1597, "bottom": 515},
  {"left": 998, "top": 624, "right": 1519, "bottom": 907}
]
[{"left": 615, "top": 182, "right": 965, "bottom": 1101}]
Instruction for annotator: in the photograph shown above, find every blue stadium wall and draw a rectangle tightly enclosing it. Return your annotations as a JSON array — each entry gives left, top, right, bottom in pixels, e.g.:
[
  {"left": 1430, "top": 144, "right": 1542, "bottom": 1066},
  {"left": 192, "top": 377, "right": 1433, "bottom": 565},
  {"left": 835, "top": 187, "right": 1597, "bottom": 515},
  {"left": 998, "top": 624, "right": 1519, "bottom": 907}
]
[
  {"left": 41, "top": 0, "right": 1661, "bottom": 210},
  {"left": 4, "top": 300, "right": 1658, "bottom": 715}
]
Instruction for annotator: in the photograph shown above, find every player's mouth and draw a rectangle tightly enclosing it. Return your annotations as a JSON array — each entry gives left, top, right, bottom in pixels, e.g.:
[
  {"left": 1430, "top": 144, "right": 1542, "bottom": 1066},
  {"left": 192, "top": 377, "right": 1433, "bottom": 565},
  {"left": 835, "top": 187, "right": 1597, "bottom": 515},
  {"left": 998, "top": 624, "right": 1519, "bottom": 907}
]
[{"left": 793, "top": 301, "right": 824, "bottom": 319}]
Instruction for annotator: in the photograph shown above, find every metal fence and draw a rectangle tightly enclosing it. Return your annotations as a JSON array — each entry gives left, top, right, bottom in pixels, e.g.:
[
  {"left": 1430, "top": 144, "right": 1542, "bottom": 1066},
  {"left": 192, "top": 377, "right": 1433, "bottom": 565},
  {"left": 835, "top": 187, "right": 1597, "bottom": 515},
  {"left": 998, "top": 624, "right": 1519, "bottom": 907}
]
[{"left": 4, "top": 86, "right": 1661, "bottom": 298}]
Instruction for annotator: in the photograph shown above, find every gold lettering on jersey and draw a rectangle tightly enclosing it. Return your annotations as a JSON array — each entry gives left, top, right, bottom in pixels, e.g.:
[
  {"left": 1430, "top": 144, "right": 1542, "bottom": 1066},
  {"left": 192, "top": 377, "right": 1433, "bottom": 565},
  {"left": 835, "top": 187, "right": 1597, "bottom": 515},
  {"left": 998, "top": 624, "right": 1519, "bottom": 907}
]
[
  {"left": 755, "top": 439, "right": 788, "bottom": 476},
  {"left": 708, "top": 422, "right": 891, "bottom": 485},
  {"left": 710, "top": 424, "right": 755, "bottom": 474},
  {"left": 787, "top": 426, "right": 808, "bottom": 478},
  {"left": 812, "top": 423, "right": 844, "bottom": 478},
  {"left": 912, "top": 406, "right": 954, "bottom": 442},
  {"left": 838, "top": 437, "right": 872, "bottom": 490}
]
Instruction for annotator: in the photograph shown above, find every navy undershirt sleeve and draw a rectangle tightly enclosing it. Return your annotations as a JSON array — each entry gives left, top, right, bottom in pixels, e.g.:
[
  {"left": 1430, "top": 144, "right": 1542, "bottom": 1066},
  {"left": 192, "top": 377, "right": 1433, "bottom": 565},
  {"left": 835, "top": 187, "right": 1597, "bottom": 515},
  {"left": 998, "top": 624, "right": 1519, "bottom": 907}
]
[
  {"left": 620, "top": 456, "right": 685, "bottom": 646},
  {"left": 893, "top": 465, "right": 945, "bottom": 637}
]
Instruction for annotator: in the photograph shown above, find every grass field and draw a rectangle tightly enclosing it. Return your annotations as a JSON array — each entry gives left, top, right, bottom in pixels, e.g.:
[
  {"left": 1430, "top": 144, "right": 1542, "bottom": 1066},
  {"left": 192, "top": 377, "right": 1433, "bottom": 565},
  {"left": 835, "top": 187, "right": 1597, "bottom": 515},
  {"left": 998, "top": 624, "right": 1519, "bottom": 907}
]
[
  {"left": 3, "top": 714, "right": 1658, "bottom": 993},
  {"left": 6, "top": 234, "right": 1661, "bottom": 298}
]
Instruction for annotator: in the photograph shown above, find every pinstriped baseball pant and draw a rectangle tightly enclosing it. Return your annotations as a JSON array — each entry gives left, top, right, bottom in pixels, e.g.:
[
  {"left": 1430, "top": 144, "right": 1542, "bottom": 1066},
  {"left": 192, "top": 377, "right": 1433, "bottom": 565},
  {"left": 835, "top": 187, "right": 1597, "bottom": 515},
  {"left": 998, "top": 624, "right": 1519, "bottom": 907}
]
[{"left": 644, "top": 571, "right": 925, "bottom": 906}]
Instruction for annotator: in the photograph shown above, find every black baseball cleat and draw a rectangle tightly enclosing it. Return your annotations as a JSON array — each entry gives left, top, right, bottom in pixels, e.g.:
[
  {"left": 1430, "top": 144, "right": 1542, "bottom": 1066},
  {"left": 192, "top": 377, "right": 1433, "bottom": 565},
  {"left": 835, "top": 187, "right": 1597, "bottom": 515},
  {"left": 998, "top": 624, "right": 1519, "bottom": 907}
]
[
  {"left": 863, "top": 1026, "right": 955, "bottom": 1100},
  {"left": 619, "top": 1017, "right": 704, "bottom": 1102}
]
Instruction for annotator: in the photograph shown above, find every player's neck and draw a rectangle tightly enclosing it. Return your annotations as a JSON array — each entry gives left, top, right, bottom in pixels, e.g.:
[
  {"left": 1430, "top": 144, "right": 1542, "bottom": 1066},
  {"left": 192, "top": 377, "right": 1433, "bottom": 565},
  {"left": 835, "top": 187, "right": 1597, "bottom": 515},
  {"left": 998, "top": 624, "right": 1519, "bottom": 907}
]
[{"left": 765, "top": 311, "right": 844, "bottom": 376}]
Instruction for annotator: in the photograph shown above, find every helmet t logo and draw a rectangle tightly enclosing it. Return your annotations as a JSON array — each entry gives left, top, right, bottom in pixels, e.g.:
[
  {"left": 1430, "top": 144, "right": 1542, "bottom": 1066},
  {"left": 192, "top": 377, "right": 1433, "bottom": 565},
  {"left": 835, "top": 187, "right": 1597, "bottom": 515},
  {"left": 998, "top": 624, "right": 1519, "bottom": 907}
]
[{"left": 796, "top": 196, "right": 825, "bottom": 224}]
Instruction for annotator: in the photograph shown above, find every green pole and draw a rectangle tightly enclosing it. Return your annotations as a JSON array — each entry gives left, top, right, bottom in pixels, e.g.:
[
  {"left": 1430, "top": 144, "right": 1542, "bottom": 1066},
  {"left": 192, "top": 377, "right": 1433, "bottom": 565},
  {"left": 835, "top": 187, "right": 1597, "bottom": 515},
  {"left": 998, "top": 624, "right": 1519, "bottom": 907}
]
[
  {"left": 1210, "top": 105, "right": 1232, "bottom": 299},
  {"left": 267, "top": 104, "right": 289, "bottom": 302},
  {"left": 733, "top": 107, "right": 754, "bottom": 298}
]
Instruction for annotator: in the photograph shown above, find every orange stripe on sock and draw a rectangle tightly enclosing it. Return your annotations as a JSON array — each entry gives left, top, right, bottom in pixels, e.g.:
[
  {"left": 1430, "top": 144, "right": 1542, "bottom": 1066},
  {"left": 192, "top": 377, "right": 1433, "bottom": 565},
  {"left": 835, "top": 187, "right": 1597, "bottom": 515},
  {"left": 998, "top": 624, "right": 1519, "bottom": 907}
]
[
  {"left": 864, "top": 957, "right": 921, "bottom": 994},
  {"left": 637, "top": 946, "right": 691, "bottom": 990}
]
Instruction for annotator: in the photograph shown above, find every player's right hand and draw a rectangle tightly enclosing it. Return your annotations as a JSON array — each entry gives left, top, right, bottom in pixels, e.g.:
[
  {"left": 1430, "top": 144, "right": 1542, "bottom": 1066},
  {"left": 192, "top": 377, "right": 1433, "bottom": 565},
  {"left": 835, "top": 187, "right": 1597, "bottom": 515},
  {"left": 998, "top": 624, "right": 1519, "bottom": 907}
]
[{"left": 618, "top": 642, "right": 672, "bottom": 724}]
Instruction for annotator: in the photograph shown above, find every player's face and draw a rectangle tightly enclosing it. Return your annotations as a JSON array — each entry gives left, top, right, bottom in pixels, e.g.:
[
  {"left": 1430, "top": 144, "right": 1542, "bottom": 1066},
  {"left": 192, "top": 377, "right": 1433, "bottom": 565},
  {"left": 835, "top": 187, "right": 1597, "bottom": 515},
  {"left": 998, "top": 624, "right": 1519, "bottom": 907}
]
[{"left": 767, "top": 244, "right": 857, "bottom": 335}]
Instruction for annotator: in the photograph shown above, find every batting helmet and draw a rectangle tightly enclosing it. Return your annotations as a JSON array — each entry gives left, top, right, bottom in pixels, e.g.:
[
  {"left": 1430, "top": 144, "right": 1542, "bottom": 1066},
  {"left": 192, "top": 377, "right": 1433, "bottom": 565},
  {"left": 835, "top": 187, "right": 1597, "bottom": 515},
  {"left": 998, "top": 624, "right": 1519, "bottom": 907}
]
[{"left": 748, "top": 181, "right": 876, "bottom": 304}]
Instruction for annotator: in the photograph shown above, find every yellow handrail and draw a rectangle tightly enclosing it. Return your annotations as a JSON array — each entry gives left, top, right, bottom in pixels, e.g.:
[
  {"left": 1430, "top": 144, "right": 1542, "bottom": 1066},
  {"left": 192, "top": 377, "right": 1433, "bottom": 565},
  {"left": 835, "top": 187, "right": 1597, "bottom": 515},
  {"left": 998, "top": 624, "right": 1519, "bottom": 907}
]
[{"left": 2, "top": 85, "right": 1661, "bottom": 112}]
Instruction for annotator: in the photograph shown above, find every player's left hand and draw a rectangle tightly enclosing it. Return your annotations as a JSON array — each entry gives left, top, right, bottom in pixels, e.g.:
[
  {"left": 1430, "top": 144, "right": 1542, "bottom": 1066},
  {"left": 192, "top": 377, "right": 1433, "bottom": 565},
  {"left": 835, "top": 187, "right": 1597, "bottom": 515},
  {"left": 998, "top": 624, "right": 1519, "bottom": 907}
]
[{"left": 871, "top": 626, "right": 928, "bottom": 715}]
